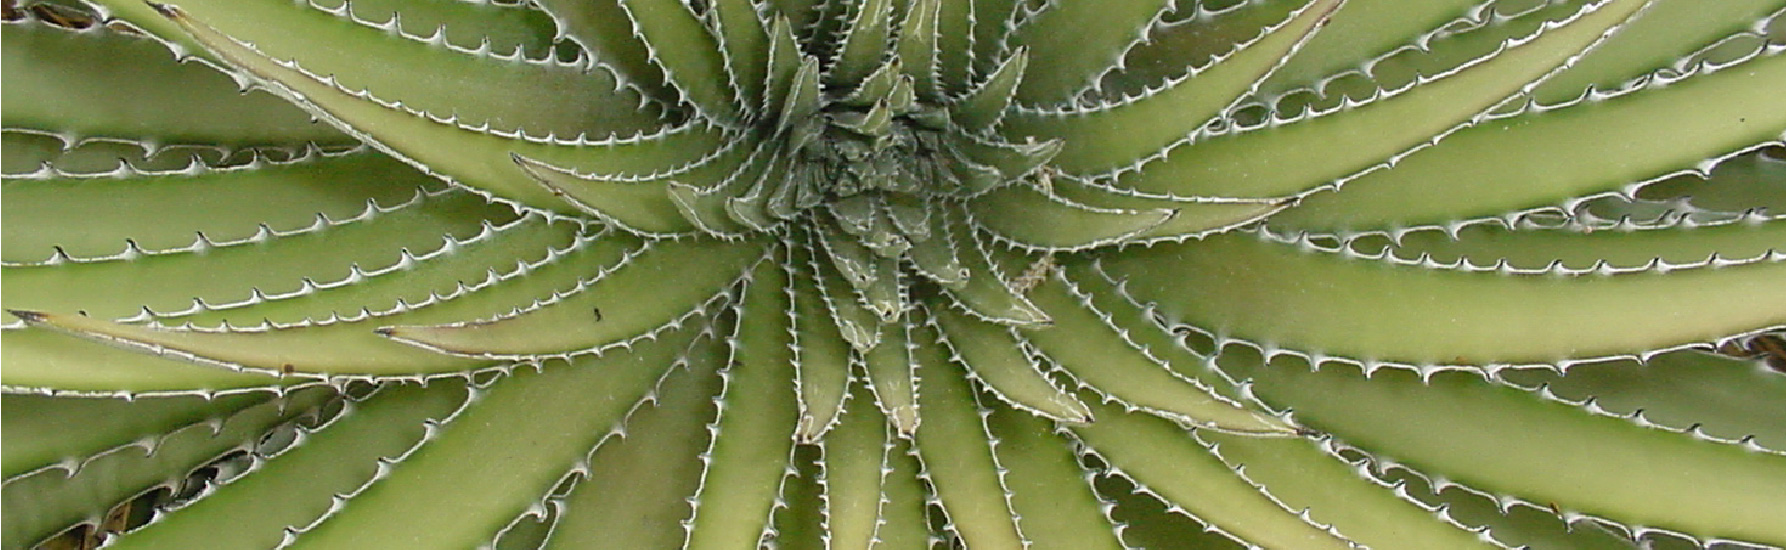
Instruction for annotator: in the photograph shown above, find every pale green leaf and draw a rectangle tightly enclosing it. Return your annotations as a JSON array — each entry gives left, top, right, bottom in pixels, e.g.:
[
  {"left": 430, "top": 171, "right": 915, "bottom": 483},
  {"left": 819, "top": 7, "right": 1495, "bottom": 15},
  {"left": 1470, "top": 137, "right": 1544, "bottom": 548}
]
[
  {"left": 685, "top": 258, "right": 799, "bottom": 549},
  {"left": 1102, "top": 232, "right": 1786, "bottom": 365},
  {"left": 93, "top": 0, "right": 655, "bottom": 138},
  {"left": 1244, "top": 352, "right": 1786, "bottom": 545},
  {"left": 286, "top": 322, "right": 708, "bottom": 547},
  {"left": 0, "top": 329, "right": 296, "bottom": 394},
  {"left": 821, "top": 384, "right": 891, "bottom": 550},
  {"left": 932, "top": 305, "right": 1091, "bottom": 423},
  {"left": 153, "top": 4, "right": 724, "bottom": 215},
  {"left": 1109, "top": 0, "right": 1650, "bottom": 199},
  {"left": 1273, "top": 50, "right": 1786, "bottom": 229},
  {"left": 0, "top": 18, "right": 345, "bottom": 145},
  {"left": 986, "top": 406, "right": 1125, "bottom": 550},
  {"left": 2, "top": 391, "right": 273, "bottom": 479},
  {"left": 381, "top": 237, "right": 763, "bottom": 358},
  {"left": 107, "top": 381, "right": 471, "bottom": 549},
  {"left": 1002, "top": 0, "right": 1341, "bottom": 176},
  {"left": 1021, "top": 267, "right": 1296, "bottom": 435},
  {"left": 2, "top": 387, "right": 332, "bottom": 549},
  {"left": 1007, "top": 0, "right": 1174, "bottom": 106},
  {"left": 911, "top": 323, "right": 1026, "bottom": 550},
  {"left": 546, "top": 342, "right": 723, "bottom": 550},
  {"left": 863, "top": 319, "right": 919, "bottom": 435},
  {"left": 1, "top": 148, "right": 446, "bottom": 263},
  {"left": 1068, "top": 397, "right": 1356, "bottom": 549},
  {"left": 617, "top": 0, "right": 745, "bottom": 122}
]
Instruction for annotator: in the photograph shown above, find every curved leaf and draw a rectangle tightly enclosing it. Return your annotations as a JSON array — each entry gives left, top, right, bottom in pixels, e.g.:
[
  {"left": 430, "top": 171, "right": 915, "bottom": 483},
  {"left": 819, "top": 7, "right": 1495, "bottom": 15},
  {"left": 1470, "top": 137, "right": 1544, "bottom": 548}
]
[
  {"left": 107, "top": 381, "right": 472, "bottom": 549},
  {"left": 1273, "top": 50, "right": 1786, "bottom": 230},
  {"left": 1245, "top": 353, "right": 1786, "bottom": 545},
  {"left": 0, "top": 17, "right": 345, "bottom": 145},
  {"left": 1108, "top": 0, "right": 1649, "bottom": 199},
  {"left": 1102, "top": 232, "right": 1786, "bottom": 365},
  {"left": 381, "top": 237, "right": 763, "bottom": 359},
  {"left": 287, "top": 321, "right": 708, "bottom": 547}
]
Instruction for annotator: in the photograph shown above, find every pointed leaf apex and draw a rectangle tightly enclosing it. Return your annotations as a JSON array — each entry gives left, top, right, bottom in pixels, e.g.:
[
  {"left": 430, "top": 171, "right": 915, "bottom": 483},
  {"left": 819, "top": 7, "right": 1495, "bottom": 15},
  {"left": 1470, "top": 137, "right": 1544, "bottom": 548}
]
[{"left": 8, "top": 309, "right": 48, "bottom": 323}]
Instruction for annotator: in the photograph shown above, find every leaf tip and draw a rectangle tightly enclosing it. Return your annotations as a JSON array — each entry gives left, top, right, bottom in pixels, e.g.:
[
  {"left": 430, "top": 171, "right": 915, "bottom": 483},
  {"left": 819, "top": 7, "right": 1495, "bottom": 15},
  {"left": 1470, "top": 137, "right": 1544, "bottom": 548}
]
[
  {"left": 7, "top": 309, "right": 47, "bottom": 323},
  {"left": 143, "top": 1, "right": 180, "bottom": 19}
]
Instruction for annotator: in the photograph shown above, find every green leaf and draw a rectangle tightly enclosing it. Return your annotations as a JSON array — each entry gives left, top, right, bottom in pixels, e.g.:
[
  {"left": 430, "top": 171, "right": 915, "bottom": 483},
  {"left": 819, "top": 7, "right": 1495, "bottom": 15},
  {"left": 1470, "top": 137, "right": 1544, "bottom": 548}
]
[
  {"left": 894, "top": 0, "right": 943, "bottom": 99},
  {"left": 788, "top": 248, "right": 854, "bottom": 441},
  {"left": 1006, "top": 0, "right": 1174, "bottom": 106},
  {"left": 380, "top": 237, "right": 764, "bottom": 358},
  {"left": 1243, "top": 353, "right": 1786, "bottom": 545},
  {"left": 309, "top": 0, "right": 563, "bottom": 59},
  {"left": 933, "top": 0, "right": 975, "bottom": 95},
  {"left": 617, "top": 0, "right": 746, "bottom": 122},
  {"left": 2, "top": 391, "right": 273, "bottom": 479},
  {"left": 1021, "top": 267, "right": 1297, "bottom": 436},
  {"left": 1098, "top": 0, "right": 1304, "bottom": 97},
  {"left": 1497, "top": 349, "right": 1786, "bottom": 452},
  {"left": 1272, "top": 50, "right": 1786, "bottom": 230},
  {"left": 1, "top": 148, "right": 446, "bottom": 263},
  {"left": 875, "top": 438, "right": 934, "bottom": 548},
  {"left": 760, "top": 15, "right": 804, "bottom": 115},
  {"left": 1056, "top": 258, "right": 1248, "bottom": 402},
  {"left": 1108, "top": 0, "right": 1650, "bottom": 199},
  {"left": 532, "top": 0, "right": 671, "bottom": 109},
  {"left": 2, "top": 387, "right": 333, "bottom": 549},
  {"left": 937, "top": 211, "right": 1051, "bottom": 326},
  {"left": 829, "top": 0, "right": 897, "bottom": 86},
  {"left": 931, "top": 305, "right": 1091, "bottom": 423},
  {"left": 1001, "top": 0, "right": 1341, "bottom": 176},
  {"left": 1042, "top": 176, "right": 1288, "bottom": 243},
  {"left": 178, "top": 215, "right": 585, "bottom": 330},
  {"left": 1339, "top": 217, "right": 1786, "bottom": 272},
  {"left": 969, "top": 0, "right": 1021, "bottom": 76},
  {"left": 951, "top": 48, "right": 1028, "bottom": 132},
  {"left": 863, "top": 318, "right": 919, "bottom": 435},
  {"left": 0, "top": 328, "right": 296, "bottom": 393},
  {"left": 911, "top": 324, "right": 1026, "bottom": 549},
  {"left": 1372, "top": 465, "right": 1645, "bottom": 549},
  {"left": 710, "top": 0, "right": 772, "bottom": 117},
  {"left": 4, "top": 190, "right": 510, "bottom": 320},
  {"left": 1527, "top": 0, "right": 1786, "bottom": 105},
  {"left": 1094, "top": 472, "right": 1248, "bottom": 550},
  {"left": 1252, "top": 0, "right": 1483, "bottom": 98},
  {"left": 94, "top": 0, "right": 655, "bottom": 139},
  {"left": 1, "top": 18, "right": 345, "bottom": 145},
  {"left": 151, "top": 4, "right": 724, "bottom": 215},
  {"left": 545, "top": 341, "right": 724, "bottom": 550},
  {"left": 106, "top": 381, "right": 472, "bottom": 549},
  {"left": 512, "top": 148, "right": 743, "bottom": 236},
  {"left": 4, "top": 215, "right": 620, "bottom": 379},
  {"left": 685, "top": 258, "right": 799, "bottom": 549},
  {"left": 986, "top": 406, "right": 1125, "bottom": 550},
  {"left": 1197, "top": 432, "right": 1501, "bottom": 548},
  {"left": 903, "top": 201, "right": 972, "bottom": 288},
  {"left": 1068, "top": 396, "right": 1356, "bottom": 549},
  {"left": 820, "top": 384, "right": 891, "bottom": 550},
  {"left": 969, "top": 183, "right": 1174, "bottom": 251},
  {"left": 773, "top": 444, "right": 827, "bottom": 550},
  {"left": 288, "top": 320, "right": 709, "bottom": 547},
  {"left": 1629, "top": 146, "right": 1786, "bottom": 214},
  {"left": 10, "top": 309, "right": 489, "bottom": 377},
  {"left": 1102, "top": 232, "right": 1786, "bottom": 365},
  {"left": 807, "top": 230, "right": 886, "bottom": 352}
]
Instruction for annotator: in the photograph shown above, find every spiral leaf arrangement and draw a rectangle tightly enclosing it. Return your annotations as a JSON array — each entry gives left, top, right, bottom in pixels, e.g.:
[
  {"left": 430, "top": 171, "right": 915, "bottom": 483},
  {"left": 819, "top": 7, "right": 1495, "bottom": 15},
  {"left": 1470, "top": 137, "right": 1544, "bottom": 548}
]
[{"left": 4, "top": 0, "right": 1785, "bottom": 547}]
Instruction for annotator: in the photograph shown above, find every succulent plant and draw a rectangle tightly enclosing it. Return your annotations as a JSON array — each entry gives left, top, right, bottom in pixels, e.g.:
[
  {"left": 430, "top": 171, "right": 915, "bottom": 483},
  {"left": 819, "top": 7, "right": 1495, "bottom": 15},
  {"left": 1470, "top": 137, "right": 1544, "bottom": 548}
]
[{"left": 5, "top": 0, "right": 1786, "bottom": 548}]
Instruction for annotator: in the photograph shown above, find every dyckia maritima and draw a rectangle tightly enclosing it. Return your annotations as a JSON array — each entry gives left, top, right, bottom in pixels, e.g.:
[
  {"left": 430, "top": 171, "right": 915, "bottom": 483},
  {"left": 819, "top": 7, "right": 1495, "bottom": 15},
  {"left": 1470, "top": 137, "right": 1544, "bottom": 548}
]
[{"left": 3, "top": 0, "right": 1785, "bottom": 548}]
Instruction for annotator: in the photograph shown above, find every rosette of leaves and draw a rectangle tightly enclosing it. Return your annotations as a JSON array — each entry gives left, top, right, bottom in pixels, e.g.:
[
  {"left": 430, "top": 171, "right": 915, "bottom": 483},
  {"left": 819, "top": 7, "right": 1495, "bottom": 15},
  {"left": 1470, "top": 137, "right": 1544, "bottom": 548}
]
[{"left": 4, "top": 0, "right": 1785, "bottom": 547}]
